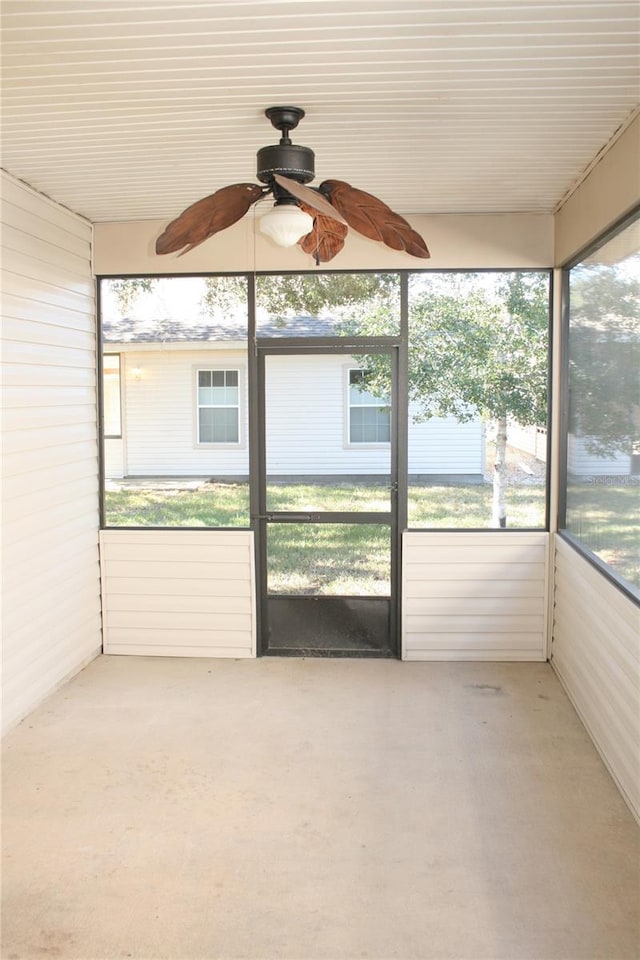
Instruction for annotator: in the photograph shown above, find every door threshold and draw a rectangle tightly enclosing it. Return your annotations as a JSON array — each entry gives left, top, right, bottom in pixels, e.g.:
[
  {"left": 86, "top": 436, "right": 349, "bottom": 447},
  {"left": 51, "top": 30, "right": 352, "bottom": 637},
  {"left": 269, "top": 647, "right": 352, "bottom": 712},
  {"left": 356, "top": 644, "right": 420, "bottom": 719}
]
[{"left": 264, "top": 648, "right": 396, "bottom": 659}]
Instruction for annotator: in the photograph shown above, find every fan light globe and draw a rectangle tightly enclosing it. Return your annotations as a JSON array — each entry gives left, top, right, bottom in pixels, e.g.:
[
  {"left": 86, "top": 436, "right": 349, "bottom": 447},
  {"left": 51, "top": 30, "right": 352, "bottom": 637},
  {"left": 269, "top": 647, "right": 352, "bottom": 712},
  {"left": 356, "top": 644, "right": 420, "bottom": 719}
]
[{"left": 259, "top": 203, "right": 314, "bottom": 247}]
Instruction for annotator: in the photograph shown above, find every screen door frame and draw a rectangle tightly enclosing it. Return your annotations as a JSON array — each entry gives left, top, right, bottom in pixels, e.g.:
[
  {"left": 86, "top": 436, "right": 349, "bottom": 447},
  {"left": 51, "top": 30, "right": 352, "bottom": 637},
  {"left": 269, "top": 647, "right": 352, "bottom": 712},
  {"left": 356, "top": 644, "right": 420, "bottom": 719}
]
[{"left": 253, "top": 338, "right": 401, "bottom": 657}]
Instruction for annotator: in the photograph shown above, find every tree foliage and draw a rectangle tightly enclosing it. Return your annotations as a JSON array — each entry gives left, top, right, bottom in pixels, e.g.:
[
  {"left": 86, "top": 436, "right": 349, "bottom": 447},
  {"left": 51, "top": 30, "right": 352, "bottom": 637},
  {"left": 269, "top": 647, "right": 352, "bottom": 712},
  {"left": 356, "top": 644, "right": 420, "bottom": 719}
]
[
  {"left": 107, "top": 278, "right": 155, "bottom": 312},
  {"left": 360, "top": 272, "right": 549, "bottom": 429}
]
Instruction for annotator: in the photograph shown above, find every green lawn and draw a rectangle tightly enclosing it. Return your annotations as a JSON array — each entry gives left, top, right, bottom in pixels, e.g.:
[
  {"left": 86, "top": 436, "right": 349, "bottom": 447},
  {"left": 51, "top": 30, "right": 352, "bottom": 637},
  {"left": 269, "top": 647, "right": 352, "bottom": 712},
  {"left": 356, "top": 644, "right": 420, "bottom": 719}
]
[
  {"left": 566, "top": 482, "right": 639, "bottom": 590},
  {"left": 105, "top": 478, "right": 547, "bottom": 529}
]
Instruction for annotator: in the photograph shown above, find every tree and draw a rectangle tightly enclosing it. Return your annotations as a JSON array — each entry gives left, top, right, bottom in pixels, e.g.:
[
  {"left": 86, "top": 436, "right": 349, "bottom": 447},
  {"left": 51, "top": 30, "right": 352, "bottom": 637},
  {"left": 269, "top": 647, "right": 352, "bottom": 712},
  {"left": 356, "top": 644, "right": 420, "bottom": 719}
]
[{"left": 360, "top": 273, "right": 549, "bottom": 527}]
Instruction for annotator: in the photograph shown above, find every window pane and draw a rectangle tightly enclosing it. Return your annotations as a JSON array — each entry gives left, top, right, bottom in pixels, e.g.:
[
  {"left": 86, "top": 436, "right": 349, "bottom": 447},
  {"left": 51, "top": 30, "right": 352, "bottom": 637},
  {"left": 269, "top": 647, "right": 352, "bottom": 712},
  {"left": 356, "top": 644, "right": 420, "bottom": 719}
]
[
  {"left": 100, "top": 276, "right": 249, "bottom": 527},
  {"left": 407, "top": 272, "right": 549, "bottom": 529},
  {"left": 564, "top": 215, "right": 640, "bottom": 593},
  {"left": 350, "top": 407, "right": 390, "bottom": 443},
  {"left": 200, "top": 408, "right": 239, "bottom": 443}
]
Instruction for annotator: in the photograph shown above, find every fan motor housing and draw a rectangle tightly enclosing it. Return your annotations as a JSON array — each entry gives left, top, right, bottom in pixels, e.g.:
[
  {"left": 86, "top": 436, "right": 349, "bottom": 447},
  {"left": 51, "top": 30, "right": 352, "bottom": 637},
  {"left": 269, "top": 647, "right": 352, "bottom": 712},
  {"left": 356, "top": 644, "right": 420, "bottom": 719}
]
[{"left": 256, "top": 143, "right": 315, "bottom": 185}]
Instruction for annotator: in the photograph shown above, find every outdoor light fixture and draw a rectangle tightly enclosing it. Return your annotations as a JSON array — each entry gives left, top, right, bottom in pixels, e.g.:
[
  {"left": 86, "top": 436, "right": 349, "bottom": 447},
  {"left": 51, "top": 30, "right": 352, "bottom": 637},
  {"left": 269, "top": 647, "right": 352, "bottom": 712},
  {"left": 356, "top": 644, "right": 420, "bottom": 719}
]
[{"left": 258, "top": 200, "right": 314, "bottom": 248}]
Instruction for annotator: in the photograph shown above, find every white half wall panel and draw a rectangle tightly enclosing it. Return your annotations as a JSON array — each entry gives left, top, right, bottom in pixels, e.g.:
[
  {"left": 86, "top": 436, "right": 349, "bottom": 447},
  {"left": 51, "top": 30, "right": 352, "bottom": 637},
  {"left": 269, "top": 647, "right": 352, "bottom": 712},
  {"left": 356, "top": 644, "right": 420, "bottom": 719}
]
[
  {"left": 100, "top": 529, "right": 256, "bottom": 658},
  {"left": 1, "top": 171, "right": 102, "bottom": 734},
  {"left": 552, "top": 536, "right": 640, "bottom": 821},
  {"left": 402, "top": 532, "right": 548, "bottom": 661}
]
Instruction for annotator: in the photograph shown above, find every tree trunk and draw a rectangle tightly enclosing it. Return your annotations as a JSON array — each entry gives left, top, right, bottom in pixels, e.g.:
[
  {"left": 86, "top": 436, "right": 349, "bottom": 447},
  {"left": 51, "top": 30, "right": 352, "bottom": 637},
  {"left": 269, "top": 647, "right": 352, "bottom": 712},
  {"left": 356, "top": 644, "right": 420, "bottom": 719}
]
[{"left": 492, "top": 417, "right": 508, "bottom": 528}]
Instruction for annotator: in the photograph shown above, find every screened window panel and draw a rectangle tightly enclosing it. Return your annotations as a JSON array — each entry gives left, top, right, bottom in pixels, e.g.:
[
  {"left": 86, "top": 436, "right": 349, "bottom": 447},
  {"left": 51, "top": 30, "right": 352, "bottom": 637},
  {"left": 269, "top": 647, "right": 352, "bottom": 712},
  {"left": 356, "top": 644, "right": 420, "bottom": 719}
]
[
  {"left": 199, "top": 407, "right": 239, "bottom": 444},
  {"left": 563, "top": 214, "right": 640, "bottom": 594}
]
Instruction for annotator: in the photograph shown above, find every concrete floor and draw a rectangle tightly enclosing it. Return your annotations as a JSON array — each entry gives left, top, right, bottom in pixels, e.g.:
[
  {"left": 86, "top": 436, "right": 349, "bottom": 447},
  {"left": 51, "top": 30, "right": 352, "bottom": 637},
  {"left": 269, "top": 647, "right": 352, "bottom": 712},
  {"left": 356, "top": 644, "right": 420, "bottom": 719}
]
[{"left": 2, "top": 656, "right": 639, "bottom": 960}]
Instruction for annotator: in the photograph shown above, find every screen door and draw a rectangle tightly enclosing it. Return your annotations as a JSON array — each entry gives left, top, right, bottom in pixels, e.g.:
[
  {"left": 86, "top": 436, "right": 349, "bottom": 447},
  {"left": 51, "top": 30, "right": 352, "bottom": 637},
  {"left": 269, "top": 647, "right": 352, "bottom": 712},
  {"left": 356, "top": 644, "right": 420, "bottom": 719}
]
[{"left": 256, "top": 346, "right": 398, "bottom": 656}]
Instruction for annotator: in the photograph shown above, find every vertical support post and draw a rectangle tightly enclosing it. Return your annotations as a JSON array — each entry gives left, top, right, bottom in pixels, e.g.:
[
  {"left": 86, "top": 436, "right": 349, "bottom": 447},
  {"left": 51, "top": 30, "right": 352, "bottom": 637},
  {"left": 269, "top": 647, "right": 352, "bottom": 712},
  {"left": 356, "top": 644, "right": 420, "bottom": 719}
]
[
  {"left": 395, "top": 272, "right": 410, "bottom": 657},
  {"left": 247, "top": 273, "right": 264, "bottom": 654}
]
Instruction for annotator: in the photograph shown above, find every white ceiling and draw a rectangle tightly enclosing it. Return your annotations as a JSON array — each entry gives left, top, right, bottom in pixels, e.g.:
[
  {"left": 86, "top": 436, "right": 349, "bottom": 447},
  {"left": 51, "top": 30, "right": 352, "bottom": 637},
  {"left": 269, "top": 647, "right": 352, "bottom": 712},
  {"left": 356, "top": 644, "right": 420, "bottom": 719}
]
[{"left": 2, "top": 0, "right": 639, "bottom": 223}]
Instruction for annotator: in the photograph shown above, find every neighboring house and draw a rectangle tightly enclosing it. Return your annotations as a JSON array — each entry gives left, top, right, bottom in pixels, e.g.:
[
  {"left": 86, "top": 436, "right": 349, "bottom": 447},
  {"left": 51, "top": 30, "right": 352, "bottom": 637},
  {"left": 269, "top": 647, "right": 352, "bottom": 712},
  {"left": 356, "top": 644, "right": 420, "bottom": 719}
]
[{"left": 102, "top": 316, "right": 485, "bottom": 481}]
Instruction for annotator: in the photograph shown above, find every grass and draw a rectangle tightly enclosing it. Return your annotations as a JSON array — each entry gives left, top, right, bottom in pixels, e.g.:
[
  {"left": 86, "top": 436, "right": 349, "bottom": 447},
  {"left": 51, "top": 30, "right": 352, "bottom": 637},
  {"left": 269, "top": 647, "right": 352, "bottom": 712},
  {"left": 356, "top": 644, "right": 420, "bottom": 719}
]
[
  {"left": 566, "top": 481, "right": 639, "bottom": 590},
  {"left": 267, "top": 523, "right": 390, "bottom": 595},
  {"left": 105, "top": 478, "right": 547, "bottom": 529}
]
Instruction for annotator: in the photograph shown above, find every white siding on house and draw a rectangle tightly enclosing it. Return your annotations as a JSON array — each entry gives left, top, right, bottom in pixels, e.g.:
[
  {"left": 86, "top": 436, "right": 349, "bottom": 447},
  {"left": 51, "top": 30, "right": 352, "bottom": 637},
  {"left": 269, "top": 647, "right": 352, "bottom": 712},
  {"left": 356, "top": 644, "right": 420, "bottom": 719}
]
[
  {"left": 122, "top": 350, "right": 250, "bottom": 476},
  {"left": 402, "top": 532, "right": 548, "bottom": 661},
  {"left": 265, "top": 354, "right": 482, "bottom": 476},
  {"left": 407, "top": 412, "right": 483, "bottom": 475},
  {"left": 1, "top": 172, "right": 102, "bottom": 734},
  {"left": 104, "top": 438, "right": 124, "bottom": 479},
  {"left": 100, "top": 529, "right": 256, "bottom": 658},
  {"left": 567, "top": 434, "right": 632, "bottom": 476},
  {"left": 108, "top": 350, "right": 483, "bottom": 478},
  {"left": 265, "top": 354, "right": 390, "bottom": 475},
  {"left": 552, "top": 536, "right": 640, "bottom": 821}
]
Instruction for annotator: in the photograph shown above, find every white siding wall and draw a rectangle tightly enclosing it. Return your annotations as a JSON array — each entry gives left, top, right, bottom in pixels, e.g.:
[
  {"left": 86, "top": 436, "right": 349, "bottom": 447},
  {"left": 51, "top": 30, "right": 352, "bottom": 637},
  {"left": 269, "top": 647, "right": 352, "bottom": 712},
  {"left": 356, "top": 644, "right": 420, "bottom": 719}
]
[
  {"left": 109, "top": 350, "right": 483, "bottom": 477},
  {"left": 408, "top": 411, "right": 483, "bottom": 475},
  {"left": 402, "top": 532, "right": 548, "bottom": 660},
  {"left": 123, "top": 350, "right": 249, "bottom": 476},
  {"left": 552, "top": 536, "right": 640, "bottom": 820},
  {"left": 265, "top": 355, "right": 390, "bottom": 475},
  {"left": 267, "top": 355, "right": 483, "bottom": 476},
  {"left": 567, "top": 434, "right": 631, "bottom": 476},
  {"left": 104, "top": 437, "right": 124, "bottom": 478},
  {"left": 508, "top": 423, "right": 547, "bottom": 462},
  {"left": 100, "top": 529, "right": 256, "bottom": 658},
  {"left": 1, "top": 172, "right": 102, "bottom": 734}
]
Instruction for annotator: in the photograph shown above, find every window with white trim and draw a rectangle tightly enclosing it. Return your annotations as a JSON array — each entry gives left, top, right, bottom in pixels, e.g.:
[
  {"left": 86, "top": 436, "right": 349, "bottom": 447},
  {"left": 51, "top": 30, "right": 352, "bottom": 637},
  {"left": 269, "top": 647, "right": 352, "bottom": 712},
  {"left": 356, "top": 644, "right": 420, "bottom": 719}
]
[
  {"left": 348, "top": 368, "right": 390, "bottom": 444},
  {"left": 197, "top": 369, "right": 240, "bottom": 444}
]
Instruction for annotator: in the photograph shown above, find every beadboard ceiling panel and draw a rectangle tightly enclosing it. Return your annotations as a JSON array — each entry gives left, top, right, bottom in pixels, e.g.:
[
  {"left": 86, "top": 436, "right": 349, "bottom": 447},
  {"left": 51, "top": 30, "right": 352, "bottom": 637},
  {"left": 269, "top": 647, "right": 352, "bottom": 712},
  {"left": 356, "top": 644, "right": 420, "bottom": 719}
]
[{"left": 1, "top": 0, "right": 639, "bottom": 221}]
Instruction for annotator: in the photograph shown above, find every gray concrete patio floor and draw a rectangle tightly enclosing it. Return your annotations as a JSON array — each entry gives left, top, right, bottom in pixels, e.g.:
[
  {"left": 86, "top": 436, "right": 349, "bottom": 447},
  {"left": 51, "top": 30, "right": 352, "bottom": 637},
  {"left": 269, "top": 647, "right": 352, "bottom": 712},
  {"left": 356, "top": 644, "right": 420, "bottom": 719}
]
[{"left": 2, "top": 655, "right": 639, "bottom": 960}]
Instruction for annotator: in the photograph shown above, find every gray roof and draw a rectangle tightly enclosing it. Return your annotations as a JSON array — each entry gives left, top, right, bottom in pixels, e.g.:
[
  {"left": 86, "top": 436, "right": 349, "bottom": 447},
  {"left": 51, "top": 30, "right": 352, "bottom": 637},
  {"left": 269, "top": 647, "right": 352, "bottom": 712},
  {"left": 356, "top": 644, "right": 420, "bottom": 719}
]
[{"left": 102, "top": 314, "right": 342, "bottom": 344}]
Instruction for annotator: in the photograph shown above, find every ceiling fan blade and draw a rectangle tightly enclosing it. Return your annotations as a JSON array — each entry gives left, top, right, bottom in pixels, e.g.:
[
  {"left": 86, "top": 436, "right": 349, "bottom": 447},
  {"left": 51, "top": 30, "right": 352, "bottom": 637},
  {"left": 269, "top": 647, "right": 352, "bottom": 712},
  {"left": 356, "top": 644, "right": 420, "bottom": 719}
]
[
  {"left": 273, "top": 174, "right": 348, "bottom": 225},
  {"left": 297, "top": 202, "right": 348, "bottom": 263},
  {"left": 319, "top": 180, "right": 430, "bottom": 259},
  {"left": 156, "top": 183, "right": 264, "bottom": 255}
]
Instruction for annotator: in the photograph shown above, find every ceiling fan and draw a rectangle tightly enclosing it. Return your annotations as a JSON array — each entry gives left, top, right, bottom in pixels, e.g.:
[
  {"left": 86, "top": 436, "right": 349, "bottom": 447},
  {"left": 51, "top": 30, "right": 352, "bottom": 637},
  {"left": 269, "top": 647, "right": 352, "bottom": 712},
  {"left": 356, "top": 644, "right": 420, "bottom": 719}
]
[{"left": 155, "top": 106, "right": 430, "bottom": 265}]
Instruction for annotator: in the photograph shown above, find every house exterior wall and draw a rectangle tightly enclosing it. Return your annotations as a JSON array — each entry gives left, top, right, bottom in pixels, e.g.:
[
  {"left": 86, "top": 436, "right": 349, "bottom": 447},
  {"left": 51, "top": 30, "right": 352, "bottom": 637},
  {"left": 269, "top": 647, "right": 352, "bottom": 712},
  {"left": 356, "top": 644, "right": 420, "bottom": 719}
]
[
  {"left": 1, "top": 171, "right": 102, "bottom": 734},
  {"left": 105, "top": 348, "right": 483, "bottom": 478},
  {"left": 116, "top": 349, "right": 250, "bottom": 477},
  {"left": 567, "top": 435, "right": 632, "bottom": 477},
  {"left": 552, "top": 114, "right": 640, "bottom": 822}
]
